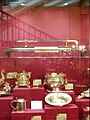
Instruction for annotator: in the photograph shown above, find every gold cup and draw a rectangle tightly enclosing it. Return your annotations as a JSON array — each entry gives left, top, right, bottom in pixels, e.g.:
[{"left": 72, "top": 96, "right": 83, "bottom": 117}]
[{"left": 10, "top": 98, "right": 26, "bottom": 112}]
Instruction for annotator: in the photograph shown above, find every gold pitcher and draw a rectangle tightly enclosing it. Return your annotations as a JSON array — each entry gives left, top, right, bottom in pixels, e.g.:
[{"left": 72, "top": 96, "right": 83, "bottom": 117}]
[
  {"left": 10, "top": 98, "right": 26, "bottom": 112},
  {"left": 15, "top": 71, "right": 31, "bottom": 87}
]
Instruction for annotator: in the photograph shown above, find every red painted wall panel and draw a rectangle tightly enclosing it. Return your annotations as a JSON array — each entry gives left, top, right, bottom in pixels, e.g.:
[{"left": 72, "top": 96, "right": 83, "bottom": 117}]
[{"left": 17, "top": 7, "right": 81, "bottom": 40}]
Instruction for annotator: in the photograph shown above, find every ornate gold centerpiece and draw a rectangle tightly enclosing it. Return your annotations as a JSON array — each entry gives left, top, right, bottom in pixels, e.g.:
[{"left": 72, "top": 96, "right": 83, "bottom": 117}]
[
  {"left": 15, "top": 71, "right": 31, "bottom": 87},
  {"left": 44, "top": 72, "right": 67, "bottom": 92}
]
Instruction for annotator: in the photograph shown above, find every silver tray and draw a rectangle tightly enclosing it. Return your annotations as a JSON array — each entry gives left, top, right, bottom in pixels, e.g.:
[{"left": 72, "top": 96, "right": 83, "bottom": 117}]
[{"left": 45, "top": 93, "right": 72, "bottom": 106}]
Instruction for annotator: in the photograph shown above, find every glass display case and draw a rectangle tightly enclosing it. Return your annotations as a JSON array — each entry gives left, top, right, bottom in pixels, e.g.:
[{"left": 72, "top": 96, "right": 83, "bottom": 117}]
[
  {"left": 0, "top": 39, "right": 90, "bottom": 120},
  {"left": 0, "top": 39, "right": 89, "bottom": 93}
]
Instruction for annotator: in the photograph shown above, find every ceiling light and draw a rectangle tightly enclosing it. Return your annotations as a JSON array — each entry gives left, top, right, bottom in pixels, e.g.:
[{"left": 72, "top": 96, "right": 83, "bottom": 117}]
[
  {"left": 20, "top": 3, "right": 25, "bottom": 6},
  {"left": 64, "top": 3, "right": 68, "bottom": 6}
]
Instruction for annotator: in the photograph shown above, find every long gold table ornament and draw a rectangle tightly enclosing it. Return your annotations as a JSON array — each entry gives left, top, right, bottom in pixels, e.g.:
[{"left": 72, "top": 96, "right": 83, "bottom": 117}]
[{"left": 5, "top": 40, "right": 87, "bottom": 57}]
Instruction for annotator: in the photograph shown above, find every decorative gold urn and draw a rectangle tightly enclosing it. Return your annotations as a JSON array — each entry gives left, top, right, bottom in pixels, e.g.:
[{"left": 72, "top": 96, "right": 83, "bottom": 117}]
[
  {"left": 15, "top": 71, "right": 31, "bottom": 87},
  {"left": 44, "top": 72, "right": 67, "bottom": 92}
]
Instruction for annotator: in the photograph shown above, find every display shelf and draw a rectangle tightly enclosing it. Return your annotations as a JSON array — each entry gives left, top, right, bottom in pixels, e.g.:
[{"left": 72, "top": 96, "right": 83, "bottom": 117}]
[
  {"left": 45, "top": 104, "right": 79, "bottom": 120},
  {"left": 13, "top": 87, "right": 45, "bottom": 108},
  {"left": 0, "top": 112, "right": 11, "bottom": 120},
  {"left": 11, "top": 109, "right": 45, "bottom": 120},
  {"left": 0, "top": 56, "right": 90, "bottom": 58},
  {"left": 75, "top": 98, "right": 90, "bottom": 109}
]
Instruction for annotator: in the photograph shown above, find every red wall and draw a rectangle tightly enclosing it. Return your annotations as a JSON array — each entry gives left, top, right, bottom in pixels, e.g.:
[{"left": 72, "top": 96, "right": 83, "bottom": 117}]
[{"left": 17, "top": 7, "right": 89, "bottom": 46}]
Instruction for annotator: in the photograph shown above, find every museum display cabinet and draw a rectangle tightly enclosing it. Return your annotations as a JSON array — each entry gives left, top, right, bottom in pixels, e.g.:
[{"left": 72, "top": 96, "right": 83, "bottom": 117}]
[{"left": 0, "top": 40, "right": 90, "bottom": 120}]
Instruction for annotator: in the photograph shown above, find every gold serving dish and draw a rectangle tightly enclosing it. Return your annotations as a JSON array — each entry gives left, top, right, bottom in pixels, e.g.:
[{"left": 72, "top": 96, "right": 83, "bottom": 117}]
[{"left": 45, "top": 93, "right": 72, "bottom": 106}]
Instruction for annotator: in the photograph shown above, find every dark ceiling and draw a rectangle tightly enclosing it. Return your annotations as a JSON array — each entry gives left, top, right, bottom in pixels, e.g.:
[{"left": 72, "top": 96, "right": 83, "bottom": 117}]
[
  {"left": 0, "top": 0, "right": 89, "bottom": 7},
  {"left": 0, "top": 0, "right": 89, "bottom": 14}
]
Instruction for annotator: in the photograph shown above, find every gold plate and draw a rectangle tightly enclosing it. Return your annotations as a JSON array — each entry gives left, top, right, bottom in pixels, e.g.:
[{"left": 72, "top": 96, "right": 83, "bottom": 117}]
[{"left": 45, "top": 93, "right": 72, "bottom": 106}]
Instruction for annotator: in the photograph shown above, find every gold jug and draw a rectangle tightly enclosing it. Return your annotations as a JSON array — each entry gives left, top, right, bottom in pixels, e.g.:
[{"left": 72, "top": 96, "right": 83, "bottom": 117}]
[{"left": 10, "top": 98, "right": 26, "bottom": 112}]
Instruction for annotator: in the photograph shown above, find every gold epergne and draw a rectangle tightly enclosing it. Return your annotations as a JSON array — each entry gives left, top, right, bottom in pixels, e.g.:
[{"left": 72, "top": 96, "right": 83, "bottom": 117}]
[{"left": 15, "top": 70, "right": 31, "bottom": 87}]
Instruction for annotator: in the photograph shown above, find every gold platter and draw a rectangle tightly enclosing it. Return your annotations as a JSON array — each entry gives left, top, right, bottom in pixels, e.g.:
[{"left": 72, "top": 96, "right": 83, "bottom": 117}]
[{"left": 45, "top": 93, "right": 72, "bottom": 106}]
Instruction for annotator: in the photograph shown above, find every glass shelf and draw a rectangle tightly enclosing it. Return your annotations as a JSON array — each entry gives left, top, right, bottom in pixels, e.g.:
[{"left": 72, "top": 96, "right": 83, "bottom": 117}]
[{"left": 5, "top": 54, "right": 88, "bottom": 58}]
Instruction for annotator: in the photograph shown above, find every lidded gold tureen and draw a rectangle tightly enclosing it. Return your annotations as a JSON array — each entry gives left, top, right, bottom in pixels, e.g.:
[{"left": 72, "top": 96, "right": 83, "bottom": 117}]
[
  {"left": 44, "top": 72, "right": 67, "bottom": 92},
  {"left": 15, "top": 70, "right": 31, "bottom": 87}
]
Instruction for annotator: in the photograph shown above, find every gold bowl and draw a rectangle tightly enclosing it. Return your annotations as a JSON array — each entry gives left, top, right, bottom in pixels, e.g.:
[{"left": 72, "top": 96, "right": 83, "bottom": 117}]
[{"left": 44, "top": 72, "right": 67, "bottom": 92}]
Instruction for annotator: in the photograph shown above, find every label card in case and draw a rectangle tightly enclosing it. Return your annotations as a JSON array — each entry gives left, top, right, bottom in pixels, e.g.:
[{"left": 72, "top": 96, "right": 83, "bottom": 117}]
[
  {"left": 56, "top": 113, "right": 67, "bottom": 120},
  {"left": 33, "top": 79, "right": 42, "bottom": 86},
  {"left": 31, "top": 116, "right": 41, "bottom": 120},
  {"left": 6, "top": 72, "right": 15, "bottom": 79},
  {"left": 31, "top": 101, "right": 43, "bottom": 109},
  {"left": 65, "top": 83, "right": 73, "bottom": 90}
]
